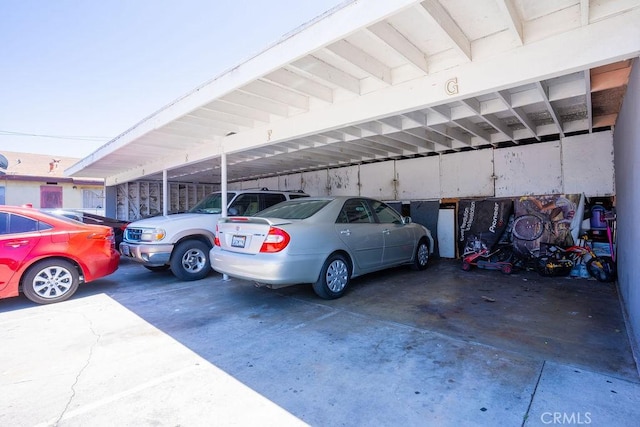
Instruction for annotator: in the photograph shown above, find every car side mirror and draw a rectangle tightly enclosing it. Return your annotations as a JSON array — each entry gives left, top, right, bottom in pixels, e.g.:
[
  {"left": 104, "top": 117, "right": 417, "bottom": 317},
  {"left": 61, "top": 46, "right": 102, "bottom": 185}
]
[{"left": 403, "top": 216, "right": 412, "bottom": 224}]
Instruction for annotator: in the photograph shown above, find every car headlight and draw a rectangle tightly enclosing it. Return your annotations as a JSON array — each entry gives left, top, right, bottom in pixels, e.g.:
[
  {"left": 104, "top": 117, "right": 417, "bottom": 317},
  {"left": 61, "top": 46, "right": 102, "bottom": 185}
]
[{"left": 140, "top": 228, "right": 166, "bottom": 242}]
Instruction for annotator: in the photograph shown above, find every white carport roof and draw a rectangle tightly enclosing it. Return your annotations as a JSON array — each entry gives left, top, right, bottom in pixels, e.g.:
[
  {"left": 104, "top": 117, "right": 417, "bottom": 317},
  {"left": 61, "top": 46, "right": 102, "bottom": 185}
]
[{"left": 67, "top": 0, "right": 640, "bottom": 187}]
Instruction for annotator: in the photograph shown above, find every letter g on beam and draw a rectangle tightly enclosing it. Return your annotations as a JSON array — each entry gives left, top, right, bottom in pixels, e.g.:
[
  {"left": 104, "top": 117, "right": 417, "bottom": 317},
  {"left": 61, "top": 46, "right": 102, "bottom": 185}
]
[{"left": 445, "top": 77, "right": 459, "bottom": 95}]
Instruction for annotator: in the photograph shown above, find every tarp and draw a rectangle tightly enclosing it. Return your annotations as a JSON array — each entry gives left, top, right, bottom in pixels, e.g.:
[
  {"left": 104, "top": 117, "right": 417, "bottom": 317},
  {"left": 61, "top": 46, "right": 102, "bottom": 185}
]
[
  {"left": 512, "top": 194, "right": 583, "bottom": 257},
  {"left": 458, "top": 198, "right": 513, "bottom": 256}
]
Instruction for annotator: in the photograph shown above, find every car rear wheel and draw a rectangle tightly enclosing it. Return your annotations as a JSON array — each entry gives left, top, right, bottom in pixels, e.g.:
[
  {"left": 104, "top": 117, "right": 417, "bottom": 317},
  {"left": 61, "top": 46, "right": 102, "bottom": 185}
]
[
  {"left": 411, "top": 238, "right": 430, "bottom": 271},
  {"left": 312, "top": 254, "right": 350, "bottom": 299},
  {"left": 170, "top": 240, "right": 211, "bottom": 281},
  {"left": 22, "top": 259, "right": 80, "bottom": 304}
]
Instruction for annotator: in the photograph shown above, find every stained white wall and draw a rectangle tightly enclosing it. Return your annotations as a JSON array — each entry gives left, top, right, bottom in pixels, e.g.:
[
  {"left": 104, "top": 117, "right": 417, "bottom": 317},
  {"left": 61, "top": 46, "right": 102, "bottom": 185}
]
[
  {"left": 613, "top": 57, "right": 640, "bottom": 368},
  {"left": 280, "top": 173, "right": 303, "bottom": 191},
  {"left": 302, "top": 170, "right": 329, "bottom": 196},
  {"left": 228, "top": 132, "right": 615, "bottom": 201},
  {"left": 360, "top": 162, "right": 395, "bottom": 200},
  {"left": 396, "top": 156, "right": 440, "bottom": 200},
  {"left": 562, "top": 132, "right": 615, "bottom": 196},
  {"left": 441, "top": 149, "right": 494, "bottom": 198},
  {"left": 495, "top": 141, "right": 563, "bottom": 196},
  {"left": 258, "top": 176, "right": 279, "bottom": 190},
  {"left": 120, "top": 131, "right": 615, "bottom": 205},
  {"left": 327, "top": 165, "right": 359, "bottom": 196}
]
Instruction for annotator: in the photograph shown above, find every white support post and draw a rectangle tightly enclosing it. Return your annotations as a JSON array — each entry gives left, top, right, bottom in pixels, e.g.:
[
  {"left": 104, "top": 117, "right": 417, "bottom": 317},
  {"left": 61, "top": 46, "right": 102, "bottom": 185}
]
[
  {"left": 162, "top": 169, "right": 168, "bottom": 216},
  {"left": 221, "top": 152, "right": 227, "bottom": 216},
  {"left": 220, "top": 152, "right": 229, "bottom": 281}
]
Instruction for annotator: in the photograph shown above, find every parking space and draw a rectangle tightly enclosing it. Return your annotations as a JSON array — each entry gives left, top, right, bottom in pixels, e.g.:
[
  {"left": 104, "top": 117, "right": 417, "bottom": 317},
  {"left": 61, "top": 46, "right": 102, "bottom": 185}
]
[{"left": 1, "top": 258, "right": 639, "bottom": 426}]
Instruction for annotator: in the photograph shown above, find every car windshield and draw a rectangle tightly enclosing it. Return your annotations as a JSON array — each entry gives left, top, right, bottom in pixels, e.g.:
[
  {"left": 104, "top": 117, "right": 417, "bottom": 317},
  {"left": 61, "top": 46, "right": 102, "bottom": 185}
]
[
  {"left": 256, "top": 199, "right": 331, "bottom": 219},
  {"left": 189, "top": 192, "right": 236, "bottom": 214},
  {"left": 39, "top": 210, "right": 84, "bottom": 225}
]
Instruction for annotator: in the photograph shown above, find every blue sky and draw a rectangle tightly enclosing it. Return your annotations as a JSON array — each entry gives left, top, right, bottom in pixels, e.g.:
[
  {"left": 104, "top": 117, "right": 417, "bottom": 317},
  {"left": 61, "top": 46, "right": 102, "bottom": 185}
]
[{"left": 0, "top": 0, "right": 343, "bottom": 158}]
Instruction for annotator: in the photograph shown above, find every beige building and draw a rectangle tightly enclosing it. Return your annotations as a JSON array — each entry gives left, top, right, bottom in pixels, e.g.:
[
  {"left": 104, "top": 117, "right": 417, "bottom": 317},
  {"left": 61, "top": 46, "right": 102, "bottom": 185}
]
[{"left": 0, "top": 151, "right": 104, "bottom": 213}]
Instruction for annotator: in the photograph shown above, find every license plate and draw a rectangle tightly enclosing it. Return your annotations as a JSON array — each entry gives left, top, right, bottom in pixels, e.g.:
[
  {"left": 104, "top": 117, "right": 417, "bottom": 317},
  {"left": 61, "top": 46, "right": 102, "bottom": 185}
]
[
  {"left": 121, "top": 245, "right": 130, "bottom": 256},
  {"left": 231, "top": 235, "right": 246, "bottom": 248}
]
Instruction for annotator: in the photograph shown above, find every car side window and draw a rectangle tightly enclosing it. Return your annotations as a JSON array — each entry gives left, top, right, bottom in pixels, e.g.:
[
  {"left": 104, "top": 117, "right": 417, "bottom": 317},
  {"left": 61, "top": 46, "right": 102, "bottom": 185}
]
[
  {"left": 339, "top": 199, "right": 374, "bottom": 224},
  {"left": 230, "top": 194, "right": 260, "bottom": 216},
  {"left": 0, "top": 213, "right": 7, "bottom": 234},
  {"left": 9, "top": 214, "right": 39, "bottom": 233},
  {"left": 39, "top": 221, "right": 53, "bottom": 231},
  {"left": 370, "top": 200, "right": 403, "bottom": 224},
  {"left": 262, "top": 194, "right": 286, "bottom": 209}
]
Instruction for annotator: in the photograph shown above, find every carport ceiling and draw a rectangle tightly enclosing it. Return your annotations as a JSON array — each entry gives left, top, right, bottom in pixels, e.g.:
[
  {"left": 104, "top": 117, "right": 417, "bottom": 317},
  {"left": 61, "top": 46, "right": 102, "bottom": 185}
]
[{"left": 67, "top": 0, "right": 639, "bottom": 186}]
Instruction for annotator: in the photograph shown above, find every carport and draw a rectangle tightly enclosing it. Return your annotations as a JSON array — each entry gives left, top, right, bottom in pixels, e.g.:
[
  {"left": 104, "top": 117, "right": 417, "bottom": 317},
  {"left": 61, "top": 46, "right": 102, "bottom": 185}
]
[{"left": 65, "top": 1, "right": 640, "bottom": 369}]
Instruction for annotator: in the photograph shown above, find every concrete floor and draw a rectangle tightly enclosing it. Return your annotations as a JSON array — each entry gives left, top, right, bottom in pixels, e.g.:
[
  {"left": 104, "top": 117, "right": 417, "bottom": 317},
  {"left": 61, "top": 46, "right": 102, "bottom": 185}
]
[
  {"left": 1, "top": 257, "right": 639, "bottom": 426},
  {"left": 275, "top": 260, "right": 638, "bottom": 380}
]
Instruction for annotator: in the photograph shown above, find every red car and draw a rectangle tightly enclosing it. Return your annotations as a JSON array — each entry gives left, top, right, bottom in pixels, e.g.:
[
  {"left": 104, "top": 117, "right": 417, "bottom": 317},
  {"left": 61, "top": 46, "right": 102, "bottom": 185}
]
[{"left": 0, "top": 205, "right": 120, "bottom": 304}]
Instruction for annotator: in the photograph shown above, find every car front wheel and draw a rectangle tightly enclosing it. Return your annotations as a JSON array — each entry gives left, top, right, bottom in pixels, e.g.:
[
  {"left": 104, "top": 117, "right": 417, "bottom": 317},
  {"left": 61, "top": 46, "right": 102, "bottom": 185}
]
[
  {"left": 411, "top": 238, "right": 430, "bottom": 271},
  {"left": 22, "top": 259, "right": 80, "bottom": 304},
  {"left": 170, "top": 240, "right": 211, "bottom": 281},
  {"left": 312, "top": 253, "right": 350, "bottom": 299}
]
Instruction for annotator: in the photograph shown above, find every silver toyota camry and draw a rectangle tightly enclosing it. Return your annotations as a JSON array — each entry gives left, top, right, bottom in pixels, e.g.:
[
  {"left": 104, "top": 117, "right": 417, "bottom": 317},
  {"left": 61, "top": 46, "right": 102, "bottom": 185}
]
[{"left": 210, "top": 196, "right": 434, "bottom": 299}]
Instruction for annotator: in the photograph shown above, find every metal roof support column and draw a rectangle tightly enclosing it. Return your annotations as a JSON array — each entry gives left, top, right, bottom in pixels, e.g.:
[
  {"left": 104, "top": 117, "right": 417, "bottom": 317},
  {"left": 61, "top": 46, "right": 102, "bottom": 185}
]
[
  {"left": 220, "top": 152, "right": 228, "bottom": 281},
  {"left": 162, "top": 169, "right": 168, "bottom": 216},
  {"left": 221, "top": 152, "right": 227, "bottom": 216}
]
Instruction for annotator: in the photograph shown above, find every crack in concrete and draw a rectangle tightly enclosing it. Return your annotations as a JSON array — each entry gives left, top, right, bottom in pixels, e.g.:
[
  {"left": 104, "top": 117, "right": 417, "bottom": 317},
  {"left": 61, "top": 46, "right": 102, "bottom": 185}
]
[
  {"left": 52, "top": 314, "right": 100, "bottom": 427},
  {"left": 522, "top": 360, "right": 546, "bottom": 427}
]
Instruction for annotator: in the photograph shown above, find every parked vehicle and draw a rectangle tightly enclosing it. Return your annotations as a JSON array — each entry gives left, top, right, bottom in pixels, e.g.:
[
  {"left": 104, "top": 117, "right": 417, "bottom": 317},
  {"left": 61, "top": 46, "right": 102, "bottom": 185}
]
[
  {"left": 119, "top": 189, "right": 309, "bottom": 281},
  {"left": 0, "top": 205, "right": 120, "bottom": 304},
  {"left": 44, "top": 209, "right": 130, "bottom": 249},
  {"left": 210, "top": 196, "right": 434, "bottom": 299}
]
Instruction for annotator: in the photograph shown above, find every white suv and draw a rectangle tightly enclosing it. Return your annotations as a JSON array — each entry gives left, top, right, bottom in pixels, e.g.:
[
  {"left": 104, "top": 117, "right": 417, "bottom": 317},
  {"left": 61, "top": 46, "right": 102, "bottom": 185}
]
[{"left": 119, "top": 189, "right": 309, "bottom": 280}]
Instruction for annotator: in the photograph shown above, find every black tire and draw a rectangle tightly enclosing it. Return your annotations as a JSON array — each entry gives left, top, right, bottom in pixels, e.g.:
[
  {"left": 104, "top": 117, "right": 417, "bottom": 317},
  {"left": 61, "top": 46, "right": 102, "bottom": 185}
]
[
  {"left": 22, "top": 259, "right": 79, "bottom": 304},
  {"left": 411, "top": 238, "right": 430, "bottom": 271},
  {"left": 512, "top": 214, "right": 545, "bottom": 241},
  {"left": 312, "top": 253, "right": 351, "bottom": 299},
  {"left": 144, "top": 265, "right": 170, "bottom": 272},
  {"left": 170, "top": 240, "right": 211, "bottom": 281},
  {"left": 586, "top": 257, "right": 616, "bottom": 283},
  {"left": 493, "top": 245, "right": 515, "bottom": 263}
]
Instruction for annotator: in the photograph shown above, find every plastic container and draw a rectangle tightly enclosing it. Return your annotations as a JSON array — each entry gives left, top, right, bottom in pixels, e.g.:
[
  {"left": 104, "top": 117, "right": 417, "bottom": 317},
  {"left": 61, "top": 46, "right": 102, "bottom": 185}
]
[
  {"left": 590, "top": 206, "right": 607, "bottom": 229},
  {"left": 592, "top": 241, "right": 612, "bottom": 257},
  {"left": 570, "top": 263, "right": 590, "bottom": 279}
]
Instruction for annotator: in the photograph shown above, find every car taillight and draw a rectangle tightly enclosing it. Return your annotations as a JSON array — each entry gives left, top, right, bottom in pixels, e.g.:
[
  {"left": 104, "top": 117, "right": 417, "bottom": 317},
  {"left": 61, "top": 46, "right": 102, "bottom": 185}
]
[
  {"left": 260, "top": 227, "right": 290, "bottom": 253},
  {"left": 214, "top": 224, "right": 220, "bottom": 246},
  {"left": 87, "top": 231, "right": 111, "bottom": 240}
]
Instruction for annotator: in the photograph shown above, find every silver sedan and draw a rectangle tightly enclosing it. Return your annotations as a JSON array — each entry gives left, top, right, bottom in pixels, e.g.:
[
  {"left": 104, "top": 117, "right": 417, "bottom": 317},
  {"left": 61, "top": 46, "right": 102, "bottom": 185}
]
[{"left": 210, "top": 196, "right": 434, "bottom": 299}]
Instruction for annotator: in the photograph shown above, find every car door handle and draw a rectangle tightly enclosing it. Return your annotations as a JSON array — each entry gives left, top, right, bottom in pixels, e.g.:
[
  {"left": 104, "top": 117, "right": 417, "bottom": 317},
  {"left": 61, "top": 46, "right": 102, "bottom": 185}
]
[
  {"left": 5, "top": 240, "right": 30, "bottom": 248},
  {"left": 340, "top": 229, "right": 351, "bottom": 236},
  {"left": 382, "top": 229, "right": 390, "bottom": 235}
]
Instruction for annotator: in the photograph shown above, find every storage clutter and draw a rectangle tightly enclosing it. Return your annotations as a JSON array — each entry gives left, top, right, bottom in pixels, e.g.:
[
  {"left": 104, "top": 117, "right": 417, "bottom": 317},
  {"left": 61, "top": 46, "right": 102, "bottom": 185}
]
[{"left": 456, "top": 194, "right": 616, "bottom": 282}]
